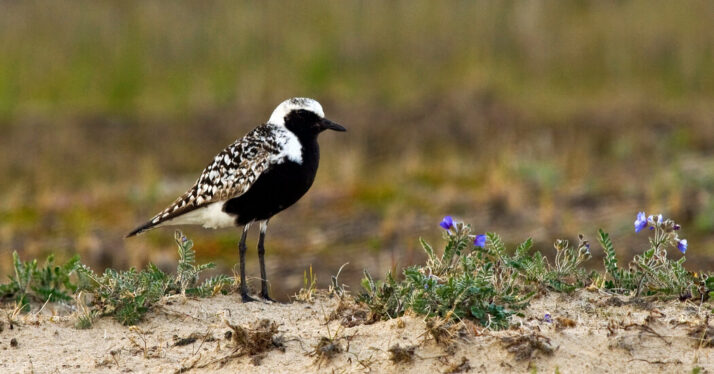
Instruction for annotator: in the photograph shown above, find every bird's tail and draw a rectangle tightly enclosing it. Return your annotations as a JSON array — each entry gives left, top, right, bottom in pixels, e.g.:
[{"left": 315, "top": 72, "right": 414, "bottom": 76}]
[{"left": 126, "top": 220, "right": 159, "bottom": 238}]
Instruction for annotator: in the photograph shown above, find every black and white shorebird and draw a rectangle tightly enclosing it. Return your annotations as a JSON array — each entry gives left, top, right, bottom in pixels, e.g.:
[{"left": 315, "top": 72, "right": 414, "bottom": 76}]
[{"left": 127, "top": 97, "right": 345, "bottom": 302}]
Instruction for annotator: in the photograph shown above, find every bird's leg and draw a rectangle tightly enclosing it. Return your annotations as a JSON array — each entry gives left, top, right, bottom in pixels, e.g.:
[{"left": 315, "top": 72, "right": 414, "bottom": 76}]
[
  {"left": 258, "top": 220, "right": 274, "bottom": 301},
  {"left": 239, "top": 224, "right": 256, "bottom": 302}
]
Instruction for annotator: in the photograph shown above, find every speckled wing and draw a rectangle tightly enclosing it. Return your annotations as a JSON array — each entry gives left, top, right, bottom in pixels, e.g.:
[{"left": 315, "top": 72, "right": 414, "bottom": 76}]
[{"left": 127, "top": 125, "right": 284, "bottom": 236}]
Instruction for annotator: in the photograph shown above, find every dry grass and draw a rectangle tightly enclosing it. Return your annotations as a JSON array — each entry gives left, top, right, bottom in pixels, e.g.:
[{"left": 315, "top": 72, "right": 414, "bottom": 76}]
[
  {"left": 388, "top": 344, "right": 417, "bottom": 364},
  {"left": 501, "top": 333, "right": 555, "bottom": 361}
]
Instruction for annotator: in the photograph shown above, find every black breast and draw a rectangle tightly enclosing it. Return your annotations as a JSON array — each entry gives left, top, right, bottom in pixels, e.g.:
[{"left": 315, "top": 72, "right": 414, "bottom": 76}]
[{"left": 223, "top": 140, "right": 319, "bottom": 225}]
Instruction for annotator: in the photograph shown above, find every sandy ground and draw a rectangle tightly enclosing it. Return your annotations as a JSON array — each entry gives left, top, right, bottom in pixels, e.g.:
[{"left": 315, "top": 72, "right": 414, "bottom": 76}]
[{"left": 0, "top": 290, "right": 712, "bottom": 374}]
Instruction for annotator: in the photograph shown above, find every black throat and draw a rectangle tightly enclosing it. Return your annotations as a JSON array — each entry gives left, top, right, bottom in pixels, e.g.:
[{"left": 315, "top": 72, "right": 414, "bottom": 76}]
[
  {"left": 290, "top": 128, "right": 320, "bottom": 178},
  {"left": 283, "top": 111, "right": 323, "bottom": 172}
]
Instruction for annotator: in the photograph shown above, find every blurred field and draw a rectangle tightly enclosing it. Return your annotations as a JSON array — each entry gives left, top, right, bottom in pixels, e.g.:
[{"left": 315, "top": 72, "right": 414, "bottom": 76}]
[{"left": 1, "top": 1, "right": 713, "bottom": 300}]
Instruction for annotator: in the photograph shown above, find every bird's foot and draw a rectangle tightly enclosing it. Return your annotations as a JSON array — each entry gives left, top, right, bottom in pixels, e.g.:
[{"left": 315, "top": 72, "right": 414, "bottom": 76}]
[
  {"left": 241, "top": 293, "right": 257, "bottom": 303},
  {"left": 260, "top": 294, "right": 277, "bottom": 303}
]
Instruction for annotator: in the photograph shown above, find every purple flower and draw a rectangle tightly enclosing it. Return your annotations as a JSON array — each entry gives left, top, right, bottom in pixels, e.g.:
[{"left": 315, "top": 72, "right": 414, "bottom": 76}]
[
  {"left": 474, "top": 234, "right": 487, "bottom": 248},
  {"left": 544, "top": 313, "right": 552, "bottom": 323},
  {"left": 647, "top": 214, "right": 663, "bottom": 226},
  {"left": 425, "top": 274, "right": 441, "bottom": 290},
  {"left": 673, "top": 224, "right": 681, "bottom": 231},
  {"left": 634, "top": 212, "right": 647, "bottom": 233},
  {"left": 440, "top": 216, "right": 454, "bottom": 230},
  {"left": 677, "top": 239, "right": 687, "bottom": 254}
]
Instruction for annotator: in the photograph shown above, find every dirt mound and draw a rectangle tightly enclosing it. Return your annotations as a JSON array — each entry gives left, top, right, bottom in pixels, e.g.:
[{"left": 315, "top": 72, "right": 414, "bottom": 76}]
[{"left": 0, "top": 291, "right": 711, "bottom": 373}]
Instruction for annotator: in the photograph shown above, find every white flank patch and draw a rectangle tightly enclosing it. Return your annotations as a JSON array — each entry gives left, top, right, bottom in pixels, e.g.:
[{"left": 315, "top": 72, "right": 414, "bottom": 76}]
[
  {"left": 268, "top": 97, "right": 324, "bottom": 126},
  {"left": 157, "top": 201, "right": 236, "bottom": 229}
]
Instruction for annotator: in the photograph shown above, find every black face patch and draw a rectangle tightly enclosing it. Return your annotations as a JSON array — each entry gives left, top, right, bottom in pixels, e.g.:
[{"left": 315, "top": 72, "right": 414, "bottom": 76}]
[{"left": 284, "top": 109, "right": 321, "bottom": 137}]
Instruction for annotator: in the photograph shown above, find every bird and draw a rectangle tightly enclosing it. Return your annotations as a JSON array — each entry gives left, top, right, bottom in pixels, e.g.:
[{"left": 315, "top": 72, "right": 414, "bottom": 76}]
[{"left": 127, "top": 97, "right": 346, "bottom": 302}]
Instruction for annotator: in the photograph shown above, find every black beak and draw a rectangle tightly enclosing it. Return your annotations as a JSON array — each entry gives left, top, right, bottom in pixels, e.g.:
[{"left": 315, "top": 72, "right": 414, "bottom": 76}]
[{"left": 320, "top": 118, "right": 346, "bottom": 132}]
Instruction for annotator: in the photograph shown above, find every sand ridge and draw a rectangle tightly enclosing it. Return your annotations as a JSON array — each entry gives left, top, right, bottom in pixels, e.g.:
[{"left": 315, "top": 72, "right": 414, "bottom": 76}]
[{"left": 0, "top": 290, "right": 711, "bottom": 373}]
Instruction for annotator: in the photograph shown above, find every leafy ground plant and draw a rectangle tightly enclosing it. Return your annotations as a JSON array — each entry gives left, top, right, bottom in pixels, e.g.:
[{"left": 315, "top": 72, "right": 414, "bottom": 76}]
[
  {"left": 360, "top": 217, "right": 534, "bottom": 329},
  {"left": 517, "top": 235, "right": 593, "bottom": 292},
  {"left": 75, "top": 230, "right": 233, "bottom": 325},
  {"left": 599, "top": 213, "right": 703, "bottom": 300},
  {"left": 360, "top": 213, "right": 710, "bottom": 330},
  {"left": 0, "top": 230, "right": 233, "bottom": 325},
  {"left": 359, "top": 216, "right": 596, "bottom": 329},
  {"left": 0, "top": 252, "right": 80, "bottom": 312}
]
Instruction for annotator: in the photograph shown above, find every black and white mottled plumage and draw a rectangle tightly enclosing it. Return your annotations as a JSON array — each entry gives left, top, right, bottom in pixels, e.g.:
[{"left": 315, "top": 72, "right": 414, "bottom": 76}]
[
  {"left": 127, "top": 97, "right": 346, "bottom": 301},
  {"left": 128, "top": 124, "right": 298, "bottom": 234}
]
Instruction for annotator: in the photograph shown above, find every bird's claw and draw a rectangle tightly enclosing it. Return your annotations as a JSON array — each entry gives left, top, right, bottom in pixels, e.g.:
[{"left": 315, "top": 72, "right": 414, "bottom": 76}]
[
  {"left": 241, "top": 293, "right": 257, "bottom": 303},
  {"left": 261, "top": 294, "right": 277, "bottom": 303}
]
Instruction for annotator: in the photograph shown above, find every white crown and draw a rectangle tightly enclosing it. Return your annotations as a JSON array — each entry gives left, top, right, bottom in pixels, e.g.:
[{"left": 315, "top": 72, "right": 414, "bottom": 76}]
[{"left": 268, "top": 98, "right": 325, "bottom": 126}]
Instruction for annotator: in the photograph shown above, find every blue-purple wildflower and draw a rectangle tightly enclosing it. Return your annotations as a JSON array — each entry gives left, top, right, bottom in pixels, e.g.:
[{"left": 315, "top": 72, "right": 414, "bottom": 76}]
[
  {"left": 425, "top": 274, "right": 440, "bottom": 290},
  {"left": 474, "top": 234, "right": 487, "bottom": 248},
  {"left": 544, "top": 313, "right": 552, "bottom": 323},
  {"left": 677, "top": 239, "right": 688, "bottom": 254},
  {"left": 634, "top": 212, "right": 647, "bottom": 233},
  {"left": 440, "top": 216, "right": 454, "bottom": 230},
  {"left": 648, "top": 214, "right": 663, "bottom": 226},
  {"left": 584, "top": 242, "right": 591, "bottom": 255}
]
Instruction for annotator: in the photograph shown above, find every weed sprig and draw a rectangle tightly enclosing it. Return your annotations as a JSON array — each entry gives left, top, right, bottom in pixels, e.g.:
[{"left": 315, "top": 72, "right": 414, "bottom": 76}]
[
  {"left": 0, "top": 252, "right": 79, "bottom": 312},
  {"left": 600, "top": 214, "right": 703, "bottom": 299}
]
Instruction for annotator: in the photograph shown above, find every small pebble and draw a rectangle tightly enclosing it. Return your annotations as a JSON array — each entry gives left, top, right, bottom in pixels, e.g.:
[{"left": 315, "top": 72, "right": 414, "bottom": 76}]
[{"left": 10, "top": 338, "right": 18, "bottom": 348}]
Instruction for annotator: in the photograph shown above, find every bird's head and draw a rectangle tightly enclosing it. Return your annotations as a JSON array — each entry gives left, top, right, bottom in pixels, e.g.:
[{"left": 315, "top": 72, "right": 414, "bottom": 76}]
[{"left": 268, "top": 97, "right": 346, "bottom": 136}]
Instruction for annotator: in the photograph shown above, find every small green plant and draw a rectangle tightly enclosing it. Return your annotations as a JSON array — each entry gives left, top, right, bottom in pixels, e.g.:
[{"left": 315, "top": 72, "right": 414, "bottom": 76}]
[
  {"left": 0, "top": 231, "right": 231, "bottom": 325},
  {"left": 599, "top": 229, "right": 637, "bottom": 291},
  {"left": 600, "top": 213, "right": 700, "bottom": 299},
  {"left": 76, "top": 263, "right": 172, "bottom": 325},
  {"left": 518, "top": 235, "right": 593, "bottom": 292},
  {"left": 359, "top": 213, "right": 710, "bottom": 330},
  {"left": 360, "top": 216, "right": 594, "bottom": 329},
  {"left": 294, "top": 265, "right": 318, "bottom": 302},
  {"left": 360, "top": 217, "right": 532, "bottom": 329},
  {"left": 0, "top": 252, "right": 80, "bottom": 312},
  {"left": 174, "top": 230, "right": 232, "bottom": 297},
  {"left": 705, "top": 276, "right": 714, "bottom": 302},
  {"left": 75, "top": 230, "right": 233, "bottom": 325}
]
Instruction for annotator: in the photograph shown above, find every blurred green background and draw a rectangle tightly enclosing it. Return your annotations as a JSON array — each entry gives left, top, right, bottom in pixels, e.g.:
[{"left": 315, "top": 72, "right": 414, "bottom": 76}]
[{"left": 1, "top": 1, "right": 713, "bottom": 300}]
